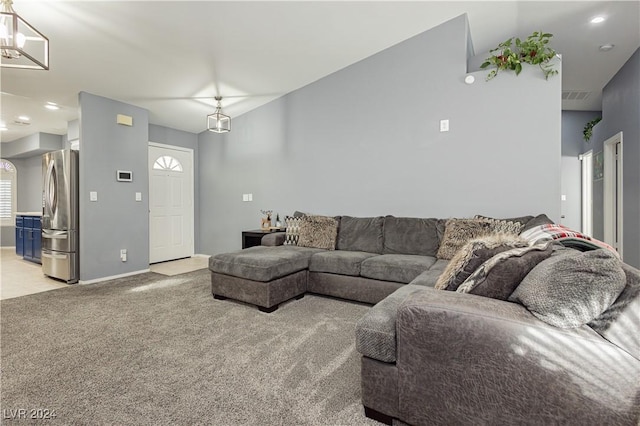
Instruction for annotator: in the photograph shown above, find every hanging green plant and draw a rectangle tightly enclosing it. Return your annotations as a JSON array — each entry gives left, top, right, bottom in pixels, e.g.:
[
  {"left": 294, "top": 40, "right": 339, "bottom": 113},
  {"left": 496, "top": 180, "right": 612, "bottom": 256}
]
[
  {"left": 583, "top": 117, "right": 601, "bottom": 142},
  {"left": 481, "top": 32, "right": 559, "bottom": 81}
]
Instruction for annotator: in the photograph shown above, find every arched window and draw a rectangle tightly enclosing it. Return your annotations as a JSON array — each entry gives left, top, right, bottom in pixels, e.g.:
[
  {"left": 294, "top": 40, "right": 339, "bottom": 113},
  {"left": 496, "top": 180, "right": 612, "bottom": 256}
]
[
  {"left": 0, "top": 159, "right": 17, "bottom": 225},
  {"left": 153, "top": 156, "right": 183, "bottom": 172}
]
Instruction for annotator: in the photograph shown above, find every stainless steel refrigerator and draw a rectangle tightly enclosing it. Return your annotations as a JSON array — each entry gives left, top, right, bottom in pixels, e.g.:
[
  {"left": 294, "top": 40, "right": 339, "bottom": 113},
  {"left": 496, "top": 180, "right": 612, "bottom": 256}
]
[{"left": 42, "top": 149, "right": 79, "bottom": 283}]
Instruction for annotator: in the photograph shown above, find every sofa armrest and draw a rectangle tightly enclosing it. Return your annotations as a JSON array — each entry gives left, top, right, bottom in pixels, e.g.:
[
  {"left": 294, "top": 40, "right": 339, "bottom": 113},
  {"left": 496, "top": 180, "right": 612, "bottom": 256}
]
[
  {"left": 395, "top": 289, "right": 640, "bottom": 426},
  {"left": 261, "top": 232, "right": 285, "bottom": 246}
]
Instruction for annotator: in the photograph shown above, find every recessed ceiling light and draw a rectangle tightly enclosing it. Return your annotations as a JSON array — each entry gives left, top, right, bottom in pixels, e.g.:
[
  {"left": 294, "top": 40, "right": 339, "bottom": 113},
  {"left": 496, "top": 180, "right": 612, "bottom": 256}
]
[
  {"left": 599, "top": 44, "right": 615, "bottom": 52},
  {"left": 18, "top": 115, "right": 30, "bottom": 121},
  {"left": 590, "top": 16, "right": 605, "bottom": 24},
  {"left": 45, "top": 102, "right": 60, "bottom": 110}
]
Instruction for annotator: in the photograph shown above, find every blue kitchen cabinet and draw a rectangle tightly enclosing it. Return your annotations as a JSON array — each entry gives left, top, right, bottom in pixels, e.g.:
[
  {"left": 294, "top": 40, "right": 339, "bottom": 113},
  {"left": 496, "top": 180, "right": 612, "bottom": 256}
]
[
  {"left": 16, "top": 214, "right": 42, "bottom": 264},
  {"left": 15, "top": 216, "right": 24, "bottom": 256}
]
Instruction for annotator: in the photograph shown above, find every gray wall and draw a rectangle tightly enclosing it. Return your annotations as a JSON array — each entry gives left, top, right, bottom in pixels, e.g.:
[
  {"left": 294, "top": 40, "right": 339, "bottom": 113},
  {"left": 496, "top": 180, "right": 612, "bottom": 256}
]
[
  {"left": 79, "top": 92, "right": 150, "bottom": 281},
  {"left": 197, "top": 15, "right": 562, "bottom": 255},
  {"left": 148, "top": 124, "right": 201, "bottom": 253},
  {"left": 16, "top": 155, "right": 44, "bottom": 212},
  {"left": 561, "top": 110, "right": 601, "bottom": 232},
  {"left": 585, "top": 48, "right": 640, "bottom": 268}
]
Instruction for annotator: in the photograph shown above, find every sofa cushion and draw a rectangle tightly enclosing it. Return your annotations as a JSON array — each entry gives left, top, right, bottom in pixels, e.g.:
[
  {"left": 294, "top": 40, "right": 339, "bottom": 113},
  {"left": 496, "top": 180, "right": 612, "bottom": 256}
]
[
  {"left": 297, "top": 215, "right": 338, "bottom": 250},
  {"left": 509, "top": 249, "right": 626, "bottom": 328},
  {"left": 410, "top": 259, "right": 450, "bottom": 287},
  {"left": 209, "top": 246, "right": 322, "bottom": 282},
  {"left": 434, "top": 233, "right": 528, "bottom": 291},
  {"left": 456, "top": 241, "right": 554, "bottom": 300},
  {"left": 309, "top": 251, "right": 379, "bottom": 276},
  {"left": 361, "top": 254, "right": 436, "bottom": 284},
  {"left": 474, "top": 216, "right": 524, "bottom": 235},
  {"left": 436, "top": 218, "right": 493, "bottom": 260},
  {"left": 382, "top": 216, "right": 445, "bottom": 257},
  {"left": 336, "top": 216, "right": 384, "bottom": 254},
  {"left": 355, "top": 284, "right": 427, "bottom": 363}
]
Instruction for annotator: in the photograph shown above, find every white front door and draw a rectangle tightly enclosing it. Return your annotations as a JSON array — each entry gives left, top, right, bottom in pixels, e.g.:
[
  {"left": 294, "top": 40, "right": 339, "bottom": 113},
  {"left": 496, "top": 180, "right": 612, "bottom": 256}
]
[{"left": 148, "top": 144, "right": 194, "bottom": 263}]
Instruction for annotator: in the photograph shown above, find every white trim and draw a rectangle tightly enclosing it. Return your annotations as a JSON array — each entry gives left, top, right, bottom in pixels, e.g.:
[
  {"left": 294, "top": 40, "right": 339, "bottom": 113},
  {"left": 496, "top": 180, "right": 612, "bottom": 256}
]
[
  {"left": 79, "top": 268, "right": 151, "bottom": 285},
  {"left": 149, "top": 141, "right": 193, "bottom": 153},
  {"left": 579, "top": 150, "right": 593, "bottom": 236},
  {"left": 603, "top": 132, "right": 623, "bottom": 258}
]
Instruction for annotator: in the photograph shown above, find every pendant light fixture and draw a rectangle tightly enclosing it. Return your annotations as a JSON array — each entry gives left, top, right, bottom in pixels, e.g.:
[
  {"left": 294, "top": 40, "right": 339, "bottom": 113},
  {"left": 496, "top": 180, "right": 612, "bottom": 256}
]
[
  {"left": 0, "top": 0, "right": 49, "bottom": 70},
  {"left": 207, "top": 96, "right": 231, "bottom": 133}
]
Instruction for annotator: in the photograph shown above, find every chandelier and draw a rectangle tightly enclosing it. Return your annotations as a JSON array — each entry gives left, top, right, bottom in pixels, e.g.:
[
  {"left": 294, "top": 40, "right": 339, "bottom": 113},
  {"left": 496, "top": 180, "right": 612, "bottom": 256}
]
[
  {"left": 207, "top": 96, "right": 231, "bottom": 133},
  {"left": 0, "top": 0, "right": 49, "bottom": 70}
]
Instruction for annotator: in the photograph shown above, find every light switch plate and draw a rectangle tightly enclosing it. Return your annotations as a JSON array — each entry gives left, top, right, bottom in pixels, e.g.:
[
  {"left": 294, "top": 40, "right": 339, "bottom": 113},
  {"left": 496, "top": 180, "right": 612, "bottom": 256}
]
[
  {"left": 135, "top": 192, "right": 142, "bottom": 201},
  {"left": 90, "top": 191, "right": 98, "bottom": 202},
  {"left": 440, "top": 119, "right": 449, "bottom": 132}
]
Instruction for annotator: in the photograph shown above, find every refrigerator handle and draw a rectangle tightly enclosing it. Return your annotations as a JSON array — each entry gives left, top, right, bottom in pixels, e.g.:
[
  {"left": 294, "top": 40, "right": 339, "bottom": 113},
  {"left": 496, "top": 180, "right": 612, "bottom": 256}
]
[
  {"left": 42, "top": 252, "right": 68, "bottom": 260},
  {"left": 44, "top": 159, "right": 57, "bottom": 218},
  {"left": 42, "top": 231, "right": 68, "bottom": 240}
]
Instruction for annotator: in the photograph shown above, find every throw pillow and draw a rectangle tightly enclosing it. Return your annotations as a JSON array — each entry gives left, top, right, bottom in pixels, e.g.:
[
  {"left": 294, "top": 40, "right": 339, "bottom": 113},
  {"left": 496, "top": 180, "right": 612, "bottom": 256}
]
[
  {"left": 456, "top": 241, "right": 554, "bottom": 300},
  {"left": 474, "top": 216, "right": 524, "bottom": 235},
  {"left": 436, "top": 218, "right": 493, "bottom": 260},
  {"left": 520, "top": 213, "right": 554, "bottom": 233},
  {"left": 297, "top": 215, "right": 339, "bottom": 250},
  {"left": 474, "top": 214, "right": 534, "bottom": 227},
  {"left": 435, "top": 233, "right": 528, "bottom": 291},
  {"left": 509, "top": 249, "right": 626, "bottom": 328},
  {"left": 283, "top": 216, "right": 303, "bottom": 245}
]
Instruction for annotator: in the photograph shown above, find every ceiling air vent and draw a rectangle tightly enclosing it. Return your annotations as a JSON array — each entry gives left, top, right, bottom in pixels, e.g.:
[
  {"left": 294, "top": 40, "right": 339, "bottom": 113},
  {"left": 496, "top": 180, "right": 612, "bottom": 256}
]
[
  {"left": 12, "top": 119, "right": 31, "bottom": 126},
  {"left": 562, "top": 90, "right": 591, "bottom": 101}
]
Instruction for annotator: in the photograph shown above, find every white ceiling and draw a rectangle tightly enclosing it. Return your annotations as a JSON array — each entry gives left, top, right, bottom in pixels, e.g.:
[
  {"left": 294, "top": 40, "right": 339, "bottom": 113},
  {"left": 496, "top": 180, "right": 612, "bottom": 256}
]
[{"left": 1, "top": 1, "right": 639, "bottom": 143}]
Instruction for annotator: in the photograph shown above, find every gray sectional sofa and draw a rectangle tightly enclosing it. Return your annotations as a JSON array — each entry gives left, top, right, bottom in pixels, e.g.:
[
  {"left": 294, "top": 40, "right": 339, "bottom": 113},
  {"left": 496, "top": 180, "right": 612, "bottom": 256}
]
[
  {"left": 209, "top": 216, "right": 452, "bottom": 311},
  {"left": 209, "top": 215, "right": 640, "bottom": 425}
]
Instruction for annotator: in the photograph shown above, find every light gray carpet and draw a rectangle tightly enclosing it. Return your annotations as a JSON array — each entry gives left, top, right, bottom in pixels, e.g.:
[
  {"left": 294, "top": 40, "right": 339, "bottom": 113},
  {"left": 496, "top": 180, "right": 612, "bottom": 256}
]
[{"left": 1, "top": 270, "right": 379, "bottom": 425}]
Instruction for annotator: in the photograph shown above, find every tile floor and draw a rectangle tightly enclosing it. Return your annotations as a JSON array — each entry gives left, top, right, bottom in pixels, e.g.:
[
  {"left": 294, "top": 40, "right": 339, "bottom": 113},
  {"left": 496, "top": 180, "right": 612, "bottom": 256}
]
[
  {"left": 0, "top": 247, "right": 68, "bottom": 300},
  {"left": 149, "top": 256, "right": 209, "bottom": 276},
  {"left": 1, "top": 247, "right": 210, "bottom": 300}
]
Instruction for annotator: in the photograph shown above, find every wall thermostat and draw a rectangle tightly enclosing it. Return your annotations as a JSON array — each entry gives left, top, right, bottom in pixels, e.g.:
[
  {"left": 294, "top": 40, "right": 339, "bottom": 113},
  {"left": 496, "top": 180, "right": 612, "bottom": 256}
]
[{"left": 117, "top": 170, "right": 133, "bottom": 182}]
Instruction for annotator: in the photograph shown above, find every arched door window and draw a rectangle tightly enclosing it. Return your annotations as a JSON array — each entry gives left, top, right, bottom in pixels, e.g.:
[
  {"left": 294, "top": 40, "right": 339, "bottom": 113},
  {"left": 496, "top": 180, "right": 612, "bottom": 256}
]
[
  {"left": 153, "top": 156, "right": 183, "bottom": 172},
  {"left": 0, "top": 159, "right": 17, "bottom": 224}
]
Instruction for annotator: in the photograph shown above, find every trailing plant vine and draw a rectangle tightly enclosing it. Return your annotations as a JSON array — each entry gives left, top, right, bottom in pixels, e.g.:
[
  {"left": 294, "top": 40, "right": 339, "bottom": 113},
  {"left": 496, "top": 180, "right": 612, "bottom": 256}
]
[
  {"left": 583, "top": 117, "right": 601, "bottom": 142},
  {"left": 481, "top": 32, "right": 559, "bottom": 81}
]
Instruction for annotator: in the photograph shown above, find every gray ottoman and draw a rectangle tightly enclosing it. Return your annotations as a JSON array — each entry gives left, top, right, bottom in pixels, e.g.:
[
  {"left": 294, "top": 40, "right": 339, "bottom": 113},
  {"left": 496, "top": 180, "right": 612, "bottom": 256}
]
[{"left": 209, "top": 246, "right": 323, "bottom": 312}]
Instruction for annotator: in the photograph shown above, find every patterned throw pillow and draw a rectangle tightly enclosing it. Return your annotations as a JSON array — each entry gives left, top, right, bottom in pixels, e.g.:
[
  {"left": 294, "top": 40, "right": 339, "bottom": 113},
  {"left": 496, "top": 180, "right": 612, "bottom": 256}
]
[
  {"left": 297, "top": 215, "right": 338, "bottom": 250},
  {"left": 284, "top": 216, "right": 303, "bottom": 245},
  {"left": 456, "top": 242, "right": 554, "bottom": 300},
  {"left": 435, "top": 233, "right": 529, "bottom": 291},
  {"left": 474, "top": 215, "right": 524, "bottom": 235},
  {"left": 436, "top": 218, "right": 493, "bottom": 260}
]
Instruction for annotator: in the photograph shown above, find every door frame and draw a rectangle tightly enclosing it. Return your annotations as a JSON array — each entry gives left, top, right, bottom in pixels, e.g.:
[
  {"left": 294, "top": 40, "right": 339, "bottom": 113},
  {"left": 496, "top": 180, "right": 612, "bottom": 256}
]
[
  {"left": 579, "top": 150, "right": 593, "bottom": 236},
  {"left": 148, "top": 142, "right": 195, "bottom": 262},
  {"left": 603, "top": 132, "right": 623, "bottom": 258}
]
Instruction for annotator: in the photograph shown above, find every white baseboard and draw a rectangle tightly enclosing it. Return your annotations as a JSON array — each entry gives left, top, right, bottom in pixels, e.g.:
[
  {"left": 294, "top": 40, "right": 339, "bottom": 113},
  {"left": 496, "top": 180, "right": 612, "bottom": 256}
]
[{"left": 79, "top": 268, "right": 151, "bottom": 285}]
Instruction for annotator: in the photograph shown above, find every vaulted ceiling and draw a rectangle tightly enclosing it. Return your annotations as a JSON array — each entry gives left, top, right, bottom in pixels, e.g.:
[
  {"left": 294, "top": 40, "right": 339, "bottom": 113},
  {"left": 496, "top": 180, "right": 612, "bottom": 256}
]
[{"left": 1, "top": 1, "right": 639, "bottom": 142}]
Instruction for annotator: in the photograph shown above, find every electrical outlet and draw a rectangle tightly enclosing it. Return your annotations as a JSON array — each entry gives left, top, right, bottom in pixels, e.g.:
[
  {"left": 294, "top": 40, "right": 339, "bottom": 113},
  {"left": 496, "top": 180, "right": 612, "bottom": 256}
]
[{"left": 440, "top": 119, "right": 449, "bottom": 132}]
